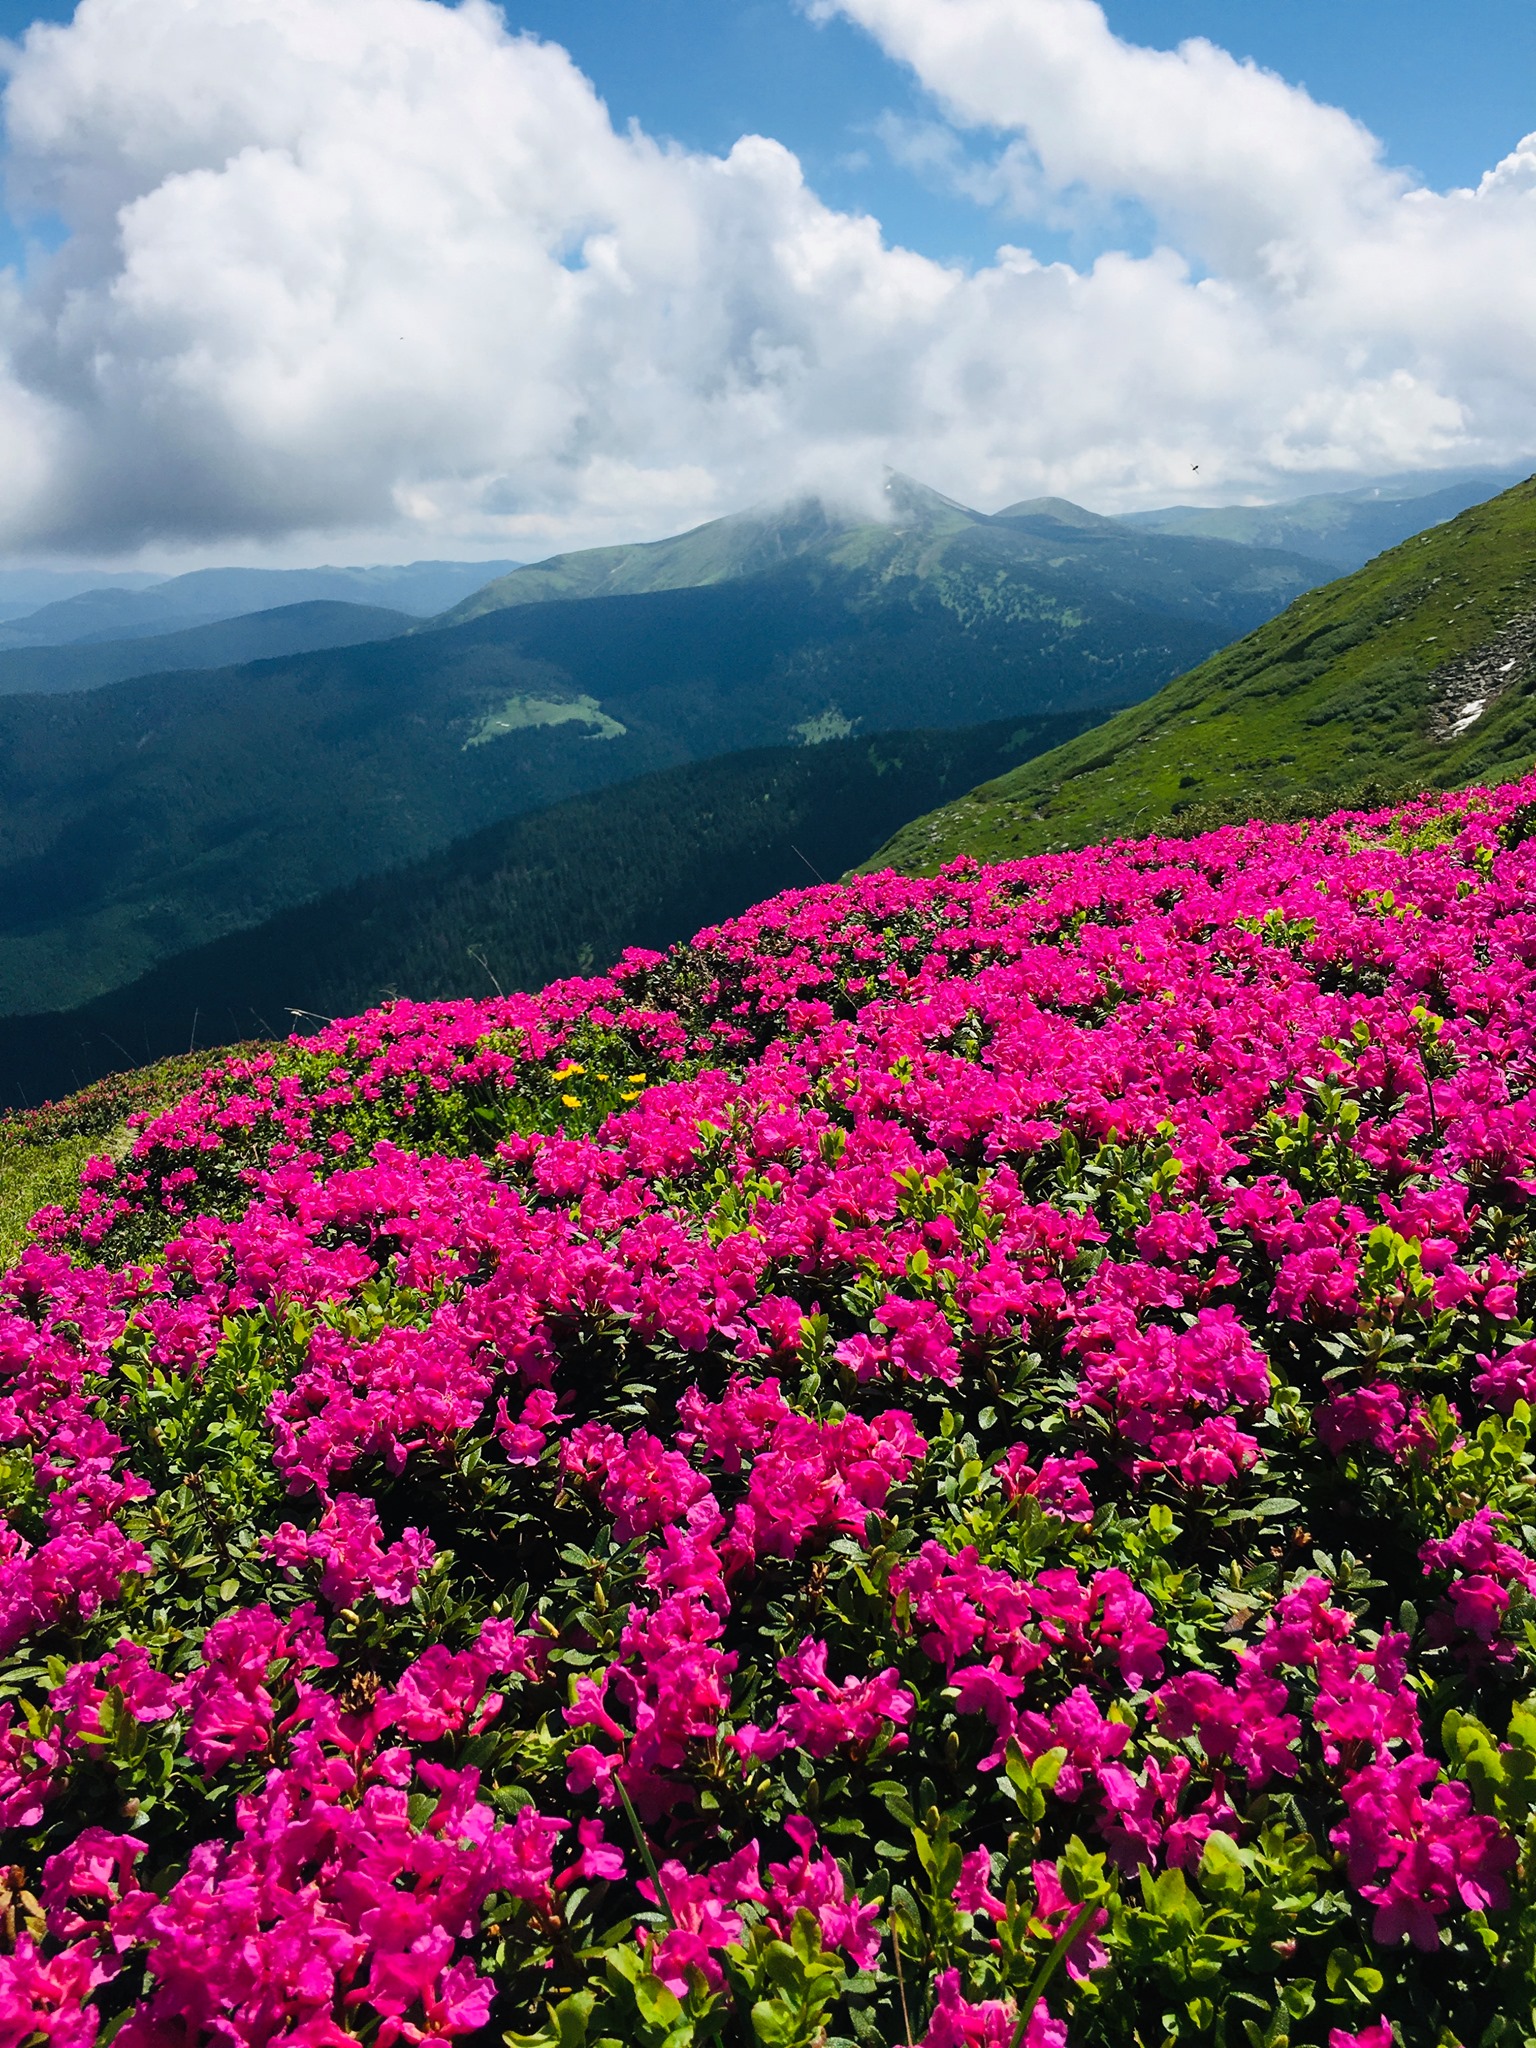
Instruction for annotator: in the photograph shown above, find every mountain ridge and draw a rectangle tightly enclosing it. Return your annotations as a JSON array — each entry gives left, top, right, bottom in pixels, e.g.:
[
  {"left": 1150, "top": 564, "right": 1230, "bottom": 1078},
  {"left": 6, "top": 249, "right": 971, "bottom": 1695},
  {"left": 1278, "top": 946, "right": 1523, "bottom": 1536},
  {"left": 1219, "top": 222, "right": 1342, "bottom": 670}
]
[
  {"left": 0, "top": 600, "right": 414, "bottom": 698},
  {"left": 866, "top": 473, "right": 1536, "bottom": 873},
  {"left": 436, "top": 473, "right": 1331, "bottom": 625}
]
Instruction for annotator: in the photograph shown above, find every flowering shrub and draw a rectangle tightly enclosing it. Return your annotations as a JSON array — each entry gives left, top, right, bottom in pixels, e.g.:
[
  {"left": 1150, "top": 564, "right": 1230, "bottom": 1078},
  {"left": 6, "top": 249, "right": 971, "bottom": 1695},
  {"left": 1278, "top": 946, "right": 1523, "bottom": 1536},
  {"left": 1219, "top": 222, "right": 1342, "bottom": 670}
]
[{"left": 6, "top": 778, "right": 1536, "bottom": 2044}]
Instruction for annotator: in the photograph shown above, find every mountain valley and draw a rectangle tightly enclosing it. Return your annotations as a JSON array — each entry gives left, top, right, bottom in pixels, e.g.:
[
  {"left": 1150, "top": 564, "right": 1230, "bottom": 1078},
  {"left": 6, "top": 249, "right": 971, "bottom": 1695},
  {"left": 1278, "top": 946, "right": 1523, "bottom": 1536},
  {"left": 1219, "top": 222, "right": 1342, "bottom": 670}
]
[
  {"left": 1, "top": 467, "right": 1531, "bottom": 1103},
  {"left": 0, "top": 715, "right": 1091, "bottom": 1108}
]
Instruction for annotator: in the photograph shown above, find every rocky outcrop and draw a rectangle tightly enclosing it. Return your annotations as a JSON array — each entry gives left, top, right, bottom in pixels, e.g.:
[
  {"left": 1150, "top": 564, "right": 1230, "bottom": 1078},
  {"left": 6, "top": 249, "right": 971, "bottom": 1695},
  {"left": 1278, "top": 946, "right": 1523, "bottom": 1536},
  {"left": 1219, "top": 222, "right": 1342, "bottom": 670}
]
[{"left": 1427, "top": 606, "right": 1536, "bottom": 742}]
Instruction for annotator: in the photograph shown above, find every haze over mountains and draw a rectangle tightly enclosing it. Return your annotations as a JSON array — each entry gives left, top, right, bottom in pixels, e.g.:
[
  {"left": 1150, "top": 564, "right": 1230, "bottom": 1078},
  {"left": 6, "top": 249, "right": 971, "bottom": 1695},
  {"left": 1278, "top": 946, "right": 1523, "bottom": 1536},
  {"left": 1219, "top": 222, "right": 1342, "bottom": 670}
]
[
  {"left": 0, "top": 569, "right": 164, "bottom": 627},
  {"left": 1125, "top": 469, "right": 1527, "bottom": 572},
  {"left": 0, "top": 464, "right": 1529, "bottom": 1107},
  {"left": 0, "top": 559, "right": 520, "bottom": 650},
  {"left": 0, "top": 602, "right": 417, "bottom": 699}
]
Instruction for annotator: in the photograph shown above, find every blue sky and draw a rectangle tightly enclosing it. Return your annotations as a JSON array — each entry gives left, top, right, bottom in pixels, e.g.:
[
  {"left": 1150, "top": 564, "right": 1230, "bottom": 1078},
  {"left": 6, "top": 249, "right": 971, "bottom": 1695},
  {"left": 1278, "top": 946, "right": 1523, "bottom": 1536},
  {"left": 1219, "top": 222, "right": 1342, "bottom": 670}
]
[{"left": 499, "top": 0, "right": 1536, "bottom": 264}]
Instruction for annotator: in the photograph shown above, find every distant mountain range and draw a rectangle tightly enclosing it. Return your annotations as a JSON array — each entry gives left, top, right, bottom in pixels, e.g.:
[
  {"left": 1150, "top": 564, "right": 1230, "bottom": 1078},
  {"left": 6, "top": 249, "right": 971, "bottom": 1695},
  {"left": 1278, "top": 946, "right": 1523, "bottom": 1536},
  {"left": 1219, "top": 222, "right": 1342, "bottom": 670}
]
[
  {"left": 0, "top": 468, "right": 1507, "bottom": 702},
  {"left": 1125, "top": 468, "right": 1527, "bottom": 571},
  {"left": 0, "top": 558, "right": 520, "bottom": 649},
  {"left": 0, "top": 601, "right": 415, "bottom": 698},
  {"left": 0, "top": 478, "right": 1331, "bottom": 1016},
  {"left": 871, "top": 471, "right": 1536, "bottom": 872},
  {"left": 0, "top": 715, "right": 1095, "bottom": 1109},
  {"left": 0, "top": 568, "right": 163, "bottom": 627}
]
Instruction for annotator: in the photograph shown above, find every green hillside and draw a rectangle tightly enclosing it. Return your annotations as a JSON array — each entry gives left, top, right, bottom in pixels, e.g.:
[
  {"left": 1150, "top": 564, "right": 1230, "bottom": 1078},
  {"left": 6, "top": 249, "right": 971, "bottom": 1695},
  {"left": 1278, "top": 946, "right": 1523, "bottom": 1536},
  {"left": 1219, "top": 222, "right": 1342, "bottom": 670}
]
[
  {"left": 0, "top": 715, "right": 1093, "bottom": 1110},
  {"left": 869, "top": 473, "right": 1536, "bottom": 873},
  {"left": 0, "top": 1053, "right": 241, "bottom": 1264},
  {"left": 0, "top": 497, "right": 1322, "bottom": 1016}
]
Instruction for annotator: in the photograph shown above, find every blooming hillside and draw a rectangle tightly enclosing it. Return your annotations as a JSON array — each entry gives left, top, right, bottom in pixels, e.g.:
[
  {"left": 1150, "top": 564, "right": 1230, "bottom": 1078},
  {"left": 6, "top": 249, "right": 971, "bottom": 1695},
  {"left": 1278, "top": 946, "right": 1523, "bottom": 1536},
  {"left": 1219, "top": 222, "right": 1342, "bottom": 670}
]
[{"left": 6, "top": 781, "right": 1536, "bottom": 2047}]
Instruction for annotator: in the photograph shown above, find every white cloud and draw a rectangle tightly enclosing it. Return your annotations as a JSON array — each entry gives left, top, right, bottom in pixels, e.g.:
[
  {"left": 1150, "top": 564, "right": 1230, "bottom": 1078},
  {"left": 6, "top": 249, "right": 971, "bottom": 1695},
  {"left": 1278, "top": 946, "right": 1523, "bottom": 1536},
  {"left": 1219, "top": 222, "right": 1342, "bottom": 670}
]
[
  {"left": 827, "top": 0, "right": 1536, "bottom": 464},
  {"left": 0, "top": 0, "right": 1531, "bottom": 559},
  {"left": 818, "top": 0, "right": 1400, "bottom": 278}
]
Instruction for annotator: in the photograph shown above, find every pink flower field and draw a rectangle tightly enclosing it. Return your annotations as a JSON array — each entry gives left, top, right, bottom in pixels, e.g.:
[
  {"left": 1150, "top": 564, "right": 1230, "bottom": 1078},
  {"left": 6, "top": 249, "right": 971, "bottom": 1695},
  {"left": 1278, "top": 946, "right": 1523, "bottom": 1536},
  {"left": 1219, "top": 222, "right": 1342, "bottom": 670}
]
[{"left": 7, "top": 778, "right": 1536, "bottom": 2046}]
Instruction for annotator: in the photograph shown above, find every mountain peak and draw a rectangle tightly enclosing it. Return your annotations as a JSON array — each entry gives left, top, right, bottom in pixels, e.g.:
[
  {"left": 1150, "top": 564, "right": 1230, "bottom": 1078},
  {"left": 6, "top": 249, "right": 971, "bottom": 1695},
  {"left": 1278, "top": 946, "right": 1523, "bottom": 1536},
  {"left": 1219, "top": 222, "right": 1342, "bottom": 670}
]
[
  {"left": 879, "top": 472, "right": 981, "bottom": 530},
  {"left": 991, "top": 496, "right": 1118, "bottom": 531}
]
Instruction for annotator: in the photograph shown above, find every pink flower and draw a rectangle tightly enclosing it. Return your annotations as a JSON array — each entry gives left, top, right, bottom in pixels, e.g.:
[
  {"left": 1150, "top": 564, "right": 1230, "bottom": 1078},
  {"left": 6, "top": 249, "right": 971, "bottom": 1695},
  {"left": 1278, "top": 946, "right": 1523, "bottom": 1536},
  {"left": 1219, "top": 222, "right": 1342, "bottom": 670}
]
[
  {"left": 493, "top": 1801, "right": 569, "bottom": 1903},
  {"left": 1094, "top": 1754, "right": 1193, "bottom": 1870},
  {"left": 954, "top": 1846, "right": 1006, "bottom": 1921},
  {"left": 559, "top": 1421, "right": 624, "bottom": 1483},
  {"left": 1333, "top": 1756, "right": 1515, "bottom": 1949},
  {"left": 0, "top": 1700, "right": 59, "bottom": 1828},
  {"left": 1013, "top": 1686, "right": 1131, "bottom": 1798},
  {"left": 1154, "top": 1667, "right": 1300, "bottom": 1788},
  {"left": 264, "top": 1493, "right": 434, "bottom": 1610},
  {"left": 1472, "top": 1338, "right": 1536, "bottom": 1414},
  {"left": 874, "top": 1296, "right": 960, "bottom": 1386},
  {"left": 923, "top": 1972, "right": 1065, "bottom": 2048},
  {"left": 39, "top": 1829, "right": 144, "bottom": 1941},
  {"left": 600, "top": 1430, "right": 712, "bottom": 1544},
  {"left": 723, "top": 1407, "right": 926, "bottom": 1567},
  {"left": 184, "top": 1605, "right": 300, "bottom": 1773},
  {"left": 742, "top": 1293, "right": 811, "bottom": 1356},
  {"left": 380, "top": 1645, "right": 502, "bottom": 1741},
  {"left": 994, "top": 1446, "right": 1096, "bottom": 1522},
  {"left": 1031, "top": 1858, "right": 1109, "bottom": 1980},
  {"left": 0, "top": 1934, "right": 106, "bottom": 2048},
  {"left": 641, "top": 1842, "right": 765, "bottom": 1995},
  {"left": 1421, "top": 1508, "right": 1536, "bottom": 1651},
  {"left": 765, "top": 1817, "right": 881, "bottom": 1967},
  {"left": 1316, "top": 1383, "right": 1407, "bottom": 1455},
  {"left": 766, "top": 1636, "right": 914, "bottom": 1758},
  {"left": 556, "top": 1819, "right": 625, "bottom": 1888},
  {"left": 495, "top": 1387, "right": 565, "bottom": 1464}
]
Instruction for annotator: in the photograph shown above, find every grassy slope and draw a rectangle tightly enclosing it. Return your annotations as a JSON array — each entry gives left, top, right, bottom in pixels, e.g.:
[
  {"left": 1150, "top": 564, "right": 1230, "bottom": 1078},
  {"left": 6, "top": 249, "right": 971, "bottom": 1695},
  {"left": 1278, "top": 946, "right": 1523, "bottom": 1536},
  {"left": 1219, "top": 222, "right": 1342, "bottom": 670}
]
[
  {"left": 0, "top": 714, "right": 1099, "bottom": 1112},
  {"left": 870, "top": 474, "right": 1536, "bottom": 874},
  {"left": 0, "top": 1052, "right": 252, "bottom": 1264}
]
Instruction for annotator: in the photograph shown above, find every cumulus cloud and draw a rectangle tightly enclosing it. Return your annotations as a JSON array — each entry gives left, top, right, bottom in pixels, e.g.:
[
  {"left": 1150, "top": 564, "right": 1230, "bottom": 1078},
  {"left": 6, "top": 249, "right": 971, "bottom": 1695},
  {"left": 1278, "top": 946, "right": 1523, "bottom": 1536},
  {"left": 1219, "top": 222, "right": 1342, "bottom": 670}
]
[
  {"left": 0, "top": 0, "right": 1531, "bottom": 556},
  {"left": 828, "top": 0, "right": 1536, "bottom": 462}
]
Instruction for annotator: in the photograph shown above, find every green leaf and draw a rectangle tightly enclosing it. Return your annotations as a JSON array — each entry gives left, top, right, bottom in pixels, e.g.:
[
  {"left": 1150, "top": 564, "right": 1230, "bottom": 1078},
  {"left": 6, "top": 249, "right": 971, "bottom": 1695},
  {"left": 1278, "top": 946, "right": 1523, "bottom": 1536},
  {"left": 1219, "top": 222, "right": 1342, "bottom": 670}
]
[
  {"left": 605, "top": 1948, "right": 684, "bottom": 2029},
  {"left": 1199, "top": 1831, "right": 1247, "bottom": 1903}
]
